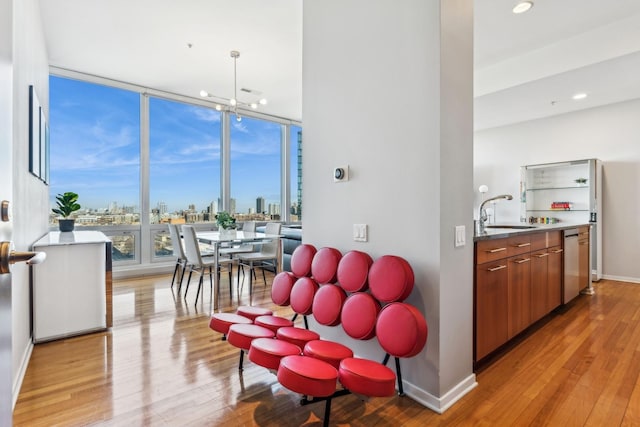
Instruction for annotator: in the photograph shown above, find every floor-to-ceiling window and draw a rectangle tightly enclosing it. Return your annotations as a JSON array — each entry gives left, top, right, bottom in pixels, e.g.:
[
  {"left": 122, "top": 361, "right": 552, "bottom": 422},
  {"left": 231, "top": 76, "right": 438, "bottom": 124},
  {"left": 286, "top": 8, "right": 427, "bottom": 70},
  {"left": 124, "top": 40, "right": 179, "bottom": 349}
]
[
  {"left": 49, "top": 74, "right": 300, "bottom": 272},
  {"left": 49, "top": 76, "right": 140, "bottom": 262}
]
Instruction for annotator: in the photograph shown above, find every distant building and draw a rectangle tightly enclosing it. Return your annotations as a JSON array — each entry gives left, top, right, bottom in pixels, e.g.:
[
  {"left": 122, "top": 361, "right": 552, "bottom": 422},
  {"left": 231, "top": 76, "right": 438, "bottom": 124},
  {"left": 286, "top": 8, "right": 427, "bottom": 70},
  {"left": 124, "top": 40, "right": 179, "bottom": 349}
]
[{"left": 256, "top": 197, "right": 265, "bottom": 214}]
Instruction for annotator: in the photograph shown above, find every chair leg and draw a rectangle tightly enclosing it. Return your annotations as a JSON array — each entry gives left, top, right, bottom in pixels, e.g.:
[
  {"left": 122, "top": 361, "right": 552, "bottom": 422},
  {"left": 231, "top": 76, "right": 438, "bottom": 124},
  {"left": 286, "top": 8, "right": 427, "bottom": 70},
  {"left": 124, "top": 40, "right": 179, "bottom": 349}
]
[
  {"left": 238, "top": 349, "right": 244, "bottom": 371},
  {"left": 261, "top": 266, "right": 267, "bottom": 286},
  {"left": 171, "top": 262, "right": 179, "bottom": 288},
  {"left": 177, "top": 260, "right": 187, "bottom": 293},
  {"left": 184, "top": 268, "right": 194, "bottom": 299},
  {"left": 323, "top": 398, "right": 332, "bottom": 427},
  {"left": 195, "top": 274, "right": 203, "bottom": 306}
]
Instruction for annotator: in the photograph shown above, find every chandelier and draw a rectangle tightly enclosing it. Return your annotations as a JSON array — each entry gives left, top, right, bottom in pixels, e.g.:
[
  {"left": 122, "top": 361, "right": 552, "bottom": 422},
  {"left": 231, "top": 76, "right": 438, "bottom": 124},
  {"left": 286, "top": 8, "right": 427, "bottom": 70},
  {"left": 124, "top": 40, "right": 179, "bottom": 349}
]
[{"left": 200, "top": 50, "right": 267, "bottom": 122}]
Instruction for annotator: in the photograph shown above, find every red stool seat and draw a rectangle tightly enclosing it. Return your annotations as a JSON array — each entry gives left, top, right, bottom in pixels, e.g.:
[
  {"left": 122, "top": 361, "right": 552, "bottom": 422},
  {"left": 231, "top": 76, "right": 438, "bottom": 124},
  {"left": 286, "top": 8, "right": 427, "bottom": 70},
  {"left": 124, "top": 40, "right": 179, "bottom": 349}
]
[
  {"left": 248, "top": 337, "right": 301, "bottom": 370},
  {"left": 338, "top": 358, "right": 396, "bottom": 397},
  {"left": 276, "top": 326, "right": 320, "bottom": 349},
  {"left": 369, "top": 255, "right": 414, "bottom": 302},
  {"left": 277, "top": 355, "right": 338, "bottom": 397},
  {"left": 227, "top": 324, "right": 275, "bottom": 351},
  {"left": 209, "top": 312, "right": 252, "bottom": 335},
  {"left": 311, "top": 247, "right": 342, "bottom": 284},
  {"left": 237, "top": 306, "right": 273, "bottom": 322},
  {"left": 290, "top": 244, "right": 317, "bottom": 278},
  {"left": 303, "top": 340, "right": 354, "bottom": 370},
  {"left": 254, "top": 315, "right": 294, "bottom": 333}
]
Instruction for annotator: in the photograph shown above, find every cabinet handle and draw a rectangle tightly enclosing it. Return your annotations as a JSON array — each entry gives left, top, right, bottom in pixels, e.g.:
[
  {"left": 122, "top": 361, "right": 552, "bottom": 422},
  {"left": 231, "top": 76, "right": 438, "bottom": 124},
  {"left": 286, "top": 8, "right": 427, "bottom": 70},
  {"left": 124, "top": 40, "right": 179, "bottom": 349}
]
[
  {"left": 514, "top": 258, "right": 531, "bottom": 264},
  {"left": 551, "top": 249, "right": 564, "bottom": 253},
  {"left": 579, "top": 241, "right": 589, "bottom": 246},
  {"left": 515, "top": 243, "right": 531, "bottom": 248},
  {"left": 487, "top": 265, "right": 507, "bottom": 272},
  {"left": 486, "top": 247, "right": 507, "bottom": 253},
  {"left": 535, "top": 253, "right": 549, "bottom": 258}
]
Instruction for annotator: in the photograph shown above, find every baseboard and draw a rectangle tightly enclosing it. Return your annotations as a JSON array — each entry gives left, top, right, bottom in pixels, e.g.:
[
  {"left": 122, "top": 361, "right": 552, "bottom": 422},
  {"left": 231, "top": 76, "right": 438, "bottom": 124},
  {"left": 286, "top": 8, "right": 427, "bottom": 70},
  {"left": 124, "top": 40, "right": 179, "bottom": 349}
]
[
  {"left": 401, "top": 373, "right": 477, "bottom": 414},
  {"left": 601, "top": 274, "right": 640, "bottom": 284},
  {"left": 13, "top": 340, "right": 34, "bottom": 409}
]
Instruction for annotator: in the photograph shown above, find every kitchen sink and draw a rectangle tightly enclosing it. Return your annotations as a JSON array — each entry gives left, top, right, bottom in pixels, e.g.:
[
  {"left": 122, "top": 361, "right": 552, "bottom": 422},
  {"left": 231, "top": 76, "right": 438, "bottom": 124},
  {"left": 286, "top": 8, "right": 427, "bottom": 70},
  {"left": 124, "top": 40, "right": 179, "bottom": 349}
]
[{"left": 485, "top": 225, "right": 537, "bottom": 229}]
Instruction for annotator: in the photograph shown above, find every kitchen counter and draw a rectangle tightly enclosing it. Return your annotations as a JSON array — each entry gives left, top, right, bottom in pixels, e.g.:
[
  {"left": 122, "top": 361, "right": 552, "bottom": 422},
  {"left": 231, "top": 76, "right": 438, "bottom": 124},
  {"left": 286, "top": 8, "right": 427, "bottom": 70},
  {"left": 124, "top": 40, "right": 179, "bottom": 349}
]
[
  {"left": 474, "top": 222, "right": 592, "bottom": 241},
  {"left": 33, "top": 230, "right": 111, "bottom": 247}
]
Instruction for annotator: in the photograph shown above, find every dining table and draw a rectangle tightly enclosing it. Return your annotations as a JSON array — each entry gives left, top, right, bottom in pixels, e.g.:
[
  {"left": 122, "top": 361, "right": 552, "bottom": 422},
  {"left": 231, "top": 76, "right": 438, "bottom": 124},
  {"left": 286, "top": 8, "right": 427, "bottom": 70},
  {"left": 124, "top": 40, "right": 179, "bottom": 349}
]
[{"left": 195, "top": 230, "right": 282, "bottom": 310}]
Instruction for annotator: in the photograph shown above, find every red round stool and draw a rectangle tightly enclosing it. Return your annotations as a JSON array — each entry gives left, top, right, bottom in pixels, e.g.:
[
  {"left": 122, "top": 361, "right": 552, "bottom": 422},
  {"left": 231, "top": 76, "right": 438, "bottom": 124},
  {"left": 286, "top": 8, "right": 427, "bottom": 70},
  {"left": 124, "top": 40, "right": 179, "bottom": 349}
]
[
  {"left": 227, "top": 323, "right": 275, "bottom": 370},
  {"left": 277, "top": 355, "right": 338, "bottom": 397},
  {"left": 369, "top": 255, "right": 415, "bottom": 302},
  {"left": 290, "top": 244, "right": 317, "bottom": 278},
  {"left": 341, "top": 293, "right": 380, "bottom": 340},
  {"left": 276, "top": 327, "right": 320, "bottom": 349},
  {"left": 254, "top": 315, "right": 294, "bottom": 333},
  {"left": 237, "top": 305, "right": 273, "bottom": 322},
  {"left": 248, "top": 337, "right": 301, "bottom": 371},
  {"left": 303, "top": 340, "right": 353, "bottom": 370},
  {"left": 271, "top": 271, "right": 297, "bottom": 306},
  {"left": 290, "top": 277, "right": 319, "bottom": 315},
  {"left": 336, "top": 250, "right": 373, "bottom": 292},
  {"left": 209, "top": 312, "right": 252, "bottom": 340},
  {"left": 311, "top": 247, "right": 342, "bottom": 284},
  {"left": 312, "top": 284, "right": 347, "bottom": 327}
]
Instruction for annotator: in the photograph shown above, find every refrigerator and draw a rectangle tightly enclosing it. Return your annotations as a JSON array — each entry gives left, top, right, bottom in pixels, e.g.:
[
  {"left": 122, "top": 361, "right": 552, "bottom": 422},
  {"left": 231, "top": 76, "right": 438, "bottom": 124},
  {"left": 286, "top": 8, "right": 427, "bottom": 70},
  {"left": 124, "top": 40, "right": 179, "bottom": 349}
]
[{"left": 520, "top": 158, "right": 602, "bottom": 281}]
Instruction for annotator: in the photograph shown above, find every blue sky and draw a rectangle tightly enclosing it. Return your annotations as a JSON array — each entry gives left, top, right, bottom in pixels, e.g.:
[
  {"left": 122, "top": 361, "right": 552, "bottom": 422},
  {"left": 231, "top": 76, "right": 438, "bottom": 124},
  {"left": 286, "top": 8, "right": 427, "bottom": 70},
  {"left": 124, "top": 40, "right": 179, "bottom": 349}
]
[{"left": 49, "top": 76, "right": 291, "bottom": 214}]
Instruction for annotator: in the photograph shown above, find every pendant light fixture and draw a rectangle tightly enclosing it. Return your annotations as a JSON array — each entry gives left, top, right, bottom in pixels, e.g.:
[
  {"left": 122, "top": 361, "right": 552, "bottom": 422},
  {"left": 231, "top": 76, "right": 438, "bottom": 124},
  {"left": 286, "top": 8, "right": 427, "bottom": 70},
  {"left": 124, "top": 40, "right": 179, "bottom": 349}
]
[{"left": 200, "top": 50, "right": 267, "bottom": 122}]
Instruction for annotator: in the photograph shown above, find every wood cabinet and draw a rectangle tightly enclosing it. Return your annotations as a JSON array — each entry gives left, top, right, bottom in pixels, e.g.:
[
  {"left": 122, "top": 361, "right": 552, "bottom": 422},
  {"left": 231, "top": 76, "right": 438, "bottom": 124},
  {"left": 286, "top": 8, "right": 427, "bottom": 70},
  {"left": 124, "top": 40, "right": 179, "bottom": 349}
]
[{"left": 475, "top": 229, "right": 564, "bottom": 363}]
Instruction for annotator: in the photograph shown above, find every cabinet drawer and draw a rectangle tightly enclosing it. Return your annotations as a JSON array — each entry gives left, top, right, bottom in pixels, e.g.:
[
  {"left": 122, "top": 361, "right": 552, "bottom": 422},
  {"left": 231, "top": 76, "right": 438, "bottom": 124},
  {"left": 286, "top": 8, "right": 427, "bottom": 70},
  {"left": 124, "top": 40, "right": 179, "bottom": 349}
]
[
  {"left": 507, "top": 235, "right": 531, "bottom": 256},
  {"left": 530, "top": 233, "right": 547, "bottom": 251},
  {"left": 476, "top": 238, "right": 509, "bottom": 264},
  {"left": 548, "top": 231, "right": 562, "bottom": 247}
]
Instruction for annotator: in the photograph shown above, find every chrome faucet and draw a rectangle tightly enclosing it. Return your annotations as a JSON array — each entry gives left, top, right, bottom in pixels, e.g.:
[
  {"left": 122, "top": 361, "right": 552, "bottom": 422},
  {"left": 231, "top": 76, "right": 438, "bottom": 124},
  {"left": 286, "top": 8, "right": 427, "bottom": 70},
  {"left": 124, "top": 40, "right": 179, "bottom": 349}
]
[{"left": 477, "top": 194, "right": 513, "bottom": 233}]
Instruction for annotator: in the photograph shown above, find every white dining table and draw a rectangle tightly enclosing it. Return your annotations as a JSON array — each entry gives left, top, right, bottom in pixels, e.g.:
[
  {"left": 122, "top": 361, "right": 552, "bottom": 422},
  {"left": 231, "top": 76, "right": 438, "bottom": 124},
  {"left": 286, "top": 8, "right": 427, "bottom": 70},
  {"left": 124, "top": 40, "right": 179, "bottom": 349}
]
[{"left": 195, "top": 230, "right": 282, "bottom": 310}]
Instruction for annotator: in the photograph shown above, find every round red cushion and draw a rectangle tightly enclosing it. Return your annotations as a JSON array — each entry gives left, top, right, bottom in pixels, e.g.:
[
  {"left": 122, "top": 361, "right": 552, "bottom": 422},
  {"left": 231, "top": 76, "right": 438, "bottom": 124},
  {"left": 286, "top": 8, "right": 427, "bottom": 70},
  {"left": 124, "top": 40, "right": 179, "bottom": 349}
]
[
  {"left": 227, "top": 323, "right": 275, "bottom": 351},
  {"left": 368, "top": 255, "right": 414, "bottom": 302},
  {"left": 290, "top": 277, "right": 319, "bottom": 315},
  {"left": 277, "top": 355, "right": 338, "bottom": 397},
  {"left": 341, "top": 293, "right": 380, "bottom": 340},
  {"left": 290, "top": 244, "right": 317, "bottom": 278},
  {"left": 254, "top": 315, "right": 294, "bottom": 333},
  {"left": 209, "top": 312, "right": 252, "bottom": 335},
  {"left": 276, "top": 327, "right": 320, "bottom": 349},
  {"left": 303, "top": 340, "right": 354, "bottom": 370},
  {"left": 271, "top": 272, "right": 296, "bottom": 306},
  {"left": 336, "top": 250, "right": 373, "bottom": 292},
  {"left": 312, "top": 284, "right": 347, "bottom": 326},
  {"left": 338, "top": 357, "right": 396, "bottom": 397},
  {"left": 376, "top": 303, "right": 428, "bottom": 358},
  {"left": 248, "top": 337, "right": 301, "bottom": 370},
  {"left": 311, "top": 247, "right": 342, "bottom": 284},
  {"left": 237, "top": 305, "right": 273, "bottom": 322}
]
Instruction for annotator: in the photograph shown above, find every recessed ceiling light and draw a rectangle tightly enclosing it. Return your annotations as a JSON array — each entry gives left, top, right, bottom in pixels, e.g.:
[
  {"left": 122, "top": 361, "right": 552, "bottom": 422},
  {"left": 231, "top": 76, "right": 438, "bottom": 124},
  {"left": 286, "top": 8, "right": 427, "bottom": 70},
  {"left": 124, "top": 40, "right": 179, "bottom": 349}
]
[
  {"left": 513, "top": 1, "right": 533, "bottom": 14},
  {"left": 572, "top": 93, "right": 588, "bottom": 100}
]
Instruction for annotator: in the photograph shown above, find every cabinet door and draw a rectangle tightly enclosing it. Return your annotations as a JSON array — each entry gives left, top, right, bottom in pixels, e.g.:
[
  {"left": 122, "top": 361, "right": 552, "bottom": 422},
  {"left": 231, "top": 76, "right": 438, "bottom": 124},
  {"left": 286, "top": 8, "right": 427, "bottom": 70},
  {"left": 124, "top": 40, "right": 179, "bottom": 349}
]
[
  {"left": 547, "top": 246, "right": 563, "bottom": 311},
  {"left": 475, "top": 261, "right": 509, "bottom": 361},
  {"left": 530, "top": 250, "right": 549, "bottom": 323},
  {"left": 508, "top": 255, "right": 531, "bottom": 339}
]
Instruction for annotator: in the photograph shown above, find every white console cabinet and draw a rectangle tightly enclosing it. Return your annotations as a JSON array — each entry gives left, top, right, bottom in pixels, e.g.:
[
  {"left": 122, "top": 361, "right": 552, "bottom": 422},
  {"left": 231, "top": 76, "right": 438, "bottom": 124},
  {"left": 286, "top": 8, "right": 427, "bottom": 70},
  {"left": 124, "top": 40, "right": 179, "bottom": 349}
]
[{"left": 32, "top": 231, "right": 112, "bottom": 343}]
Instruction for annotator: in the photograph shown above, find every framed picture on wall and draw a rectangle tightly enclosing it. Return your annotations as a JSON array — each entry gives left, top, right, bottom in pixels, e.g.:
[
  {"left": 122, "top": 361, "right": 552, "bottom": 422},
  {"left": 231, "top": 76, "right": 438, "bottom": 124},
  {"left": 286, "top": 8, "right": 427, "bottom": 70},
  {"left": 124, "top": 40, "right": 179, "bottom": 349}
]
[
  {"left": 39, "top": 106, "right": 49, "bottom": 184},
  {"left": 29, "top": 85, "right": 41, "bottom": 178}
]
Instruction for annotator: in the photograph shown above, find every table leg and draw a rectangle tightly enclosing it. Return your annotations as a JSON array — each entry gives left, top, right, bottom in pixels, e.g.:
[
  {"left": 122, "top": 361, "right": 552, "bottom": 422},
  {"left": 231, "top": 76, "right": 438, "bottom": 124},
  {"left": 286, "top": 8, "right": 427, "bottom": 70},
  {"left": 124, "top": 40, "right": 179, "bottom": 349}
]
[{"left": 213, "top": 242, "right": 219, "bottom": 311}]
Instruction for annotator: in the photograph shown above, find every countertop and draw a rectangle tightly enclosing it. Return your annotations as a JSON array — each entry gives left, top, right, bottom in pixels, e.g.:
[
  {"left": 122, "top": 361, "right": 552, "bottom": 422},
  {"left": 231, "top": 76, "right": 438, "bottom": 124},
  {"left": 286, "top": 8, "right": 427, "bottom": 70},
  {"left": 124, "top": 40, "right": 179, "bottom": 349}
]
[
  {"left": 33, "top": 231, "right": 111, "bottom": 247},
  {"left": 474, "top": 222, "right": 592, "bottom": 242}
]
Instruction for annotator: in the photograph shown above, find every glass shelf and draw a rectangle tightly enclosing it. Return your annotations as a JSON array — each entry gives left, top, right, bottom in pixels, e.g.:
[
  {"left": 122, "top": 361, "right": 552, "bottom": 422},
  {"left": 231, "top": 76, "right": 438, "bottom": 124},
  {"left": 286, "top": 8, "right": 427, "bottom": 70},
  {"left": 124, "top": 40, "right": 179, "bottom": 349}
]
[{"left": 526, "top": 186, "right": 589, "bottom": 191}]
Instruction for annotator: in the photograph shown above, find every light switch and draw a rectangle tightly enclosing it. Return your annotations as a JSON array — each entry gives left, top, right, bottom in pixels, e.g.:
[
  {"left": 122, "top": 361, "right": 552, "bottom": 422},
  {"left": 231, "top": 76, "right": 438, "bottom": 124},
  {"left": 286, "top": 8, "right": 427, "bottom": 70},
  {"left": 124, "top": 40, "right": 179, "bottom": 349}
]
[
  {"left": 455, "top": 225, "right": 465, "bottom": 247},
  {"left": 353, "top": 224, "right": 368, "bottom": 242}
]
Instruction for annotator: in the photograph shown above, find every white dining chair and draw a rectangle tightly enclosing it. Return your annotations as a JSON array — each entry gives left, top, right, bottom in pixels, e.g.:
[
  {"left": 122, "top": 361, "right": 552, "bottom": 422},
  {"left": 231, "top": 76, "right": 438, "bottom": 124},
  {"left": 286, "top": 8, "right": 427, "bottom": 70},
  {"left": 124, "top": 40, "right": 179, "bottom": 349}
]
[
  {"left": 182, "top": 225, "right": 235, "bottom": 306},
  {"left": 236, "top": 222, "right": 282, "bottom": 296},
  {"left": 168, "top": 223, "right": 188, "bottom": 291}
]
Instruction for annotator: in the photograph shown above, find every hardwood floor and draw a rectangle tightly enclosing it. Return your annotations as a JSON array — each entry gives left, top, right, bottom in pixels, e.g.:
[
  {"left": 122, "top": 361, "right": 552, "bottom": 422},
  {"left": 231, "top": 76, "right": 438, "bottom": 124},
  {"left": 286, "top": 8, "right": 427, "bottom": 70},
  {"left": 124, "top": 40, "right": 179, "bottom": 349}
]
[{"left": 13, "top": 276, "right": 640, "bottom": 426}]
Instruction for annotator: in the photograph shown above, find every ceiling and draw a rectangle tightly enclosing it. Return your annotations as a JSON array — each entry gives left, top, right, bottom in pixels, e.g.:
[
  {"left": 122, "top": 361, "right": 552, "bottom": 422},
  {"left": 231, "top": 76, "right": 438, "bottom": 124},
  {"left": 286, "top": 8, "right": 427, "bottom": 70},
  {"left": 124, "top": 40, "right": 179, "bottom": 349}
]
[{"left": 39, "top": 0, "right": 640, "bottom": 129}]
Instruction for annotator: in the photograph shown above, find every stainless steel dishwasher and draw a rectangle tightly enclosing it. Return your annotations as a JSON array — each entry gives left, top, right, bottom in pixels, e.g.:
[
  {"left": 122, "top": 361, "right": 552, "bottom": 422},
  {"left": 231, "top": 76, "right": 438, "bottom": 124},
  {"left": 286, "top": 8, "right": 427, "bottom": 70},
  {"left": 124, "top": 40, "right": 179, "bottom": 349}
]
[{"left": 564, "top": 229, "right": 580, "bottom": 303}]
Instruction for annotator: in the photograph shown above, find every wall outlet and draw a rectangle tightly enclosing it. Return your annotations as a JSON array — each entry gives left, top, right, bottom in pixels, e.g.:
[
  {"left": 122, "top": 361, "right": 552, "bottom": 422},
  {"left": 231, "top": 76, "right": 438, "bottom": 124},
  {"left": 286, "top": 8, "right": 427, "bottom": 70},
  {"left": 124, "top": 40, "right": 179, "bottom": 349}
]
[{"left": 455, "top": 225, "right": 465, "bottom": 247}]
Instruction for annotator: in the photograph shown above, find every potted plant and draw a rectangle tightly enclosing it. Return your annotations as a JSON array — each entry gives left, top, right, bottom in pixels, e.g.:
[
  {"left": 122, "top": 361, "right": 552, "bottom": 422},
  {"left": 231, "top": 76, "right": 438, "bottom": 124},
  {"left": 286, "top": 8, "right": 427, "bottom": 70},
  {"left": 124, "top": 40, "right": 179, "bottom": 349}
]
[
  {"left": 215, "top": 211, "right": 237, "bottom": 238},
  {"left": 52, "top": 191, "right": 81, "bottom": 232}
]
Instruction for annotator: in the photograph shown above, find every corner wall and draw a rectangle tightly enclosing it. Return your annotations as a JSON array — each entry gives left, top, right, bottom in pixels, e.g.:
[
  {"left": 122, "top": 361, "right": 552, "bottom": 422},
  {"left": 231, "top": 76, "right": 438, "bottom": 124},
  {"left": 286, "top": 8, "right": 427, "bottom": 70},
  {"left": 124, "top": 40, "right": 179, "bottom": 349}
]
[
  {"left": 474, "top": 98, "right": 640, "bottom": 283},
  {"left": 302, "top": 0, "right": 475, "bottom": 411},
  {"left": 11, "top": 0, "right": 50, "bottom": 402}
]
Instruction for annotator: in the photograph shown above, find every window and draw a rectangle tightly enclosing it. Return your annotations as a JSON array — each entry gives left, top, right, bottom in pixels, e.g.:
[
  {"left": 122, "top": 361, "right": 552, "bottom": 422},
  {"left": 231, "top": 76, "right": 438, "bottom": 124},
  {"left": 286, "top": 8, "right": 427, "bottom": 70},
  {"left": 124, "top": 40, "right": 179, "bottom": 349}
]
[
  {"left": 230, "top": 115, "right": 281, "bottom": 221},
  {"left": 49, "top": 76, "right": 141, "bottom": 227},
  {"left": 149, "top": 97, "right": 221, "bottom": 224}
]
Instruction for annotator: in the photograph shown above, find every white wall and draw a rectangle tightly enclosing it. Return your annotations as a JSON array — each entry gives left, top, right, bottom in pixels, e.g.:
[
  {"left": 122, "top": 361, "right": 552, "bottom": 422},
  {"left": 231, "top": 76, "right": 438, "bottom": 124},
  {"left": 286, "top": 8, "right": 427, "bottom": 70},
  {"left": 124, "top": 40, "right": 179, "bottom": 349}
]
[
  {"left": 10, "top": 0, "right": 50, "bottom": 402},
  {"left": 303, "top": 0, "right": 475, "bottom": 412},
  {"left": 475, "top": 98, "right": 640, "bottom": 283}
]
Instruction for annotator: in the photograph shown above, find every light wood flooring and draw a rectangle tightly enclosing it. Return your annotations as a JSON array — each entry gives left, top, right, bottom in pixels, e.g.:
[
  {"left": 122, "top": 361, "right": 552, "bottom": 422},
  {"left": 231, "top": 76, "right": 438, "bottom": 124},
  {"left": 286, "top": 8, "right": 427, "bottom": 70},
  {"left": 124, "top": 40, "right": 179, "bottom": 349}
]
[{"left": 13, "top": 274, "right": 640, "bottom": 426}]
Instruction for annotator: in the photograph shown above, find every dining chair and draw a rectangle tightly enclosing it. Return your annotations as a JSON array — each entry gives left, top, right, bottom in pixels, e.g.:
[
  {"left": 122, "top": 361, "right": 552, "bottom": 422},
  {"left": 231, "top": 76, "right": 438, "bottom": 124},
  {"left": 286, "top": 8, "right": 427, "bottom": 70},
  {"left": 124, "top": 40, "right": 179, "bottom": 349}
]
[
  {"left": 236, "top": 222, "right": 282, "bottom": 295},
  {"left": 219, "top": 220, "right": 256, "bottom": 258},
  {"left": 182, "top": 225, "right": 234, "bottom": 306},
  {"left": 168, "top": 223, "right": 188, "bottom": 291}
]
